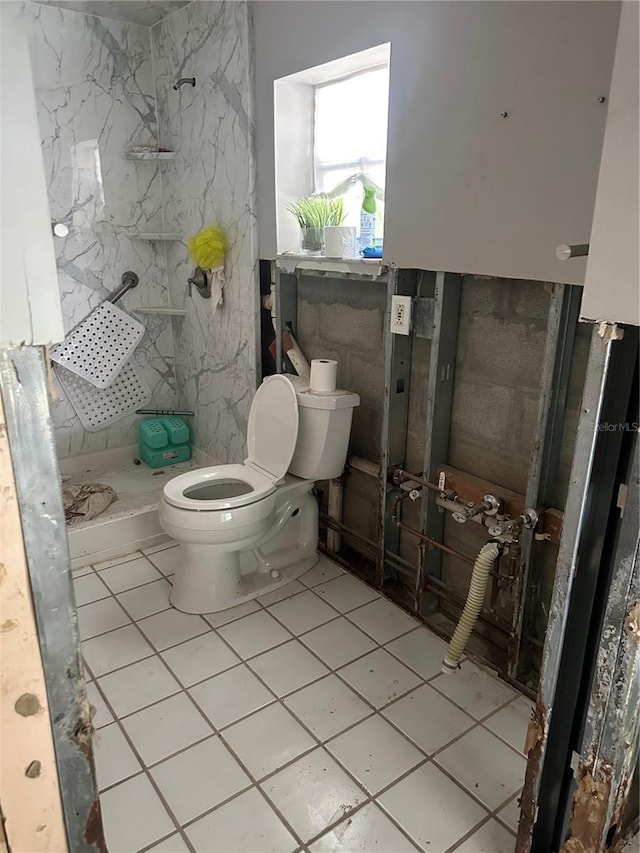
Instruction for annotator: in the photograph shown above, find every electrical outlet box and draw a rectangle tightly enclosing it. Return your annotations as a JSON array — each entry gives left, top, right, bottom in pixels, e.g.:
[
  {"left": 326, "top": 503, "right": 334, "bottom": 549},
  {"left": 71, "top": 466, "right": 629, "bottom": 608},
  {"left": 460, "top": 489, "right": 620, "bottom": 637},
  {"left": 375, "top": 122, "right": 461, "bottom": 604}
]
[{"left": 391, "top": 295, "right": 412, "bottom": 335}]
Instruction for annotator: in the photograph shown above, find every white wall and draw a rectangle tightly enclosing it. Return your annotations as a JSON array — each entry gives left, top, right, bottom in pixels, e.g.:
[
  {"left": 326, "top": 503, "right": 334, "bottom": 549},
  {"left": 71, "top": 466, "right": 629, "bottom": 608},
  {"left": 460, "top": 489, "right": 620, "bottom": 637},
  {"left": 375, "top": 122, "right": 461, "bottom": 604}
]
[
  {"left": 253, "top": 1, "right": 620, "bottom": 284},
  {"left": 581, "top": 2, "right": 639, "bottom": 325},
  {"left": 0, "top": 3, "right": 64, "bottom": 346},
  {"left": 274, "top": 80, "right": 314, "bottom": 253}
]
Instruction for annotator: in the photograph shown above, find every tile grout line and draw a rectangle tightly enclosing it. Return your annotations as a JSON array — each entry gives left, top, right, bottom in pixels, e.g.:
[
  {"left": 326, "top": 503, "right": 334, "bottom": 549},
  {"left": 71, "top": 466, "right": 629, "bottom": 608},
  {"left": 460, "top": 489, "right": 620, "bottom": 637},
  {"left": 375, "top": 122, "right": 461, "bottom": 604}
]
[
  {"left": 167, "top": 625, "right": 512, "bottom": 845},
  {"left": 81, "top": 583, "right": 526, "bottom": 769},
  {"left": 156, "top": 637, "right": 318, "bottom": 849},
  {"left": 93, "top": 548, "right": 161, "bottom": 572},
  {"left": 82, "top": 556, "right": 412, "bottom": 663},
  {"left": 90, "top": 585, "right": 312, "bottom": 850},
  {"left": 221, "top": 580, "right": 526, "bottom": 846},
  {"left": 87, "top": 663, "right": 205, "bottom": 853},
  {"left": 253, "top": 592, "right": 527, "bottom": 760},
  {"left": 254, "top": 577, "right": 525, "bottom": 733},
  {"left": 486, "top": 788, "right": 523, "bottom": 835},
  {"left": 78, "top": 551, "right": 526, "bottom": 850},
  {"left": 87, "top": 581, "right": 422, "bottom": 849},
  {"left": 444, "top": 786, "right": 521, "bottom": 852},
  {"left": 92, "top": 627, "right": 522, "bottom": 847},
  {"left": 77, "top": 568, "right": 174, "bottom": 638},
  {"left": 82, "top": 610, "right": 524, "bottom": 768}
]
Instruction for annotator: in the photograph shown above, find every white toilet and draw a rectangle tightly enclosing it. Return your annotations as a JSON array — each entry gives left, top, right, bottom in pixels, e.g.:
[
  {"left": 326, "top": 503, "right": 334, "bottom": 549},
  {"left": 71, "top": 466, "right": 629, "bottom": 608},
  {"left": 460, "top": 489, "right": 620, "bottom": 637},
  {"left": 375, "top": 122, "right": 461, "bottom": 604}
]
[{"left": 158, "top": 374, "right": 359, "bottom": 613}]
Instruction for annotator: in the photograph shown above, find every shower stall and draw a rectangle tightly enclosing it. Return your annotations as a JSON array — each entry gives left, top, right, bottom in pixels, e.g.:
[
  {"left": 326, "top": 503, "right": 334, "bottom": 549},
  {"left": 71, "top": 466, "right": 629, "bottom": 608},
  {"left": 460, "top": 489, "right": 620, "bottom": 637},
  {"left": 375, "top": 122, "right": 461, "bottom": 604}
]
[{"left": 22, "top": 0, "right": 259, "bottom": 567}]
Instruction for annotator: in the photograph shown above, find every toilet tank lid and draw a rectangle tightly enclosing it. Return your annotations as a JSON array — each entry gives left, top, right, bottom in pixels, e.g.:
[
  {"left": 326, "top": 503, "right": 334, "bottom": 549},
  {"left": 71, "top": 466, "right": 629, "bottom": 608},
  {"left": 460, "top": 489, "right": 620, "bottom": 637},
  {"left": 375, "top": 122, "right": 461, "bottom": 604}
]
[
  {"left": 295, "top": 387, "right": 360, "bottom": 410},
  {"left": 285, "top": 374, "right": 360, "bottom": 410}
]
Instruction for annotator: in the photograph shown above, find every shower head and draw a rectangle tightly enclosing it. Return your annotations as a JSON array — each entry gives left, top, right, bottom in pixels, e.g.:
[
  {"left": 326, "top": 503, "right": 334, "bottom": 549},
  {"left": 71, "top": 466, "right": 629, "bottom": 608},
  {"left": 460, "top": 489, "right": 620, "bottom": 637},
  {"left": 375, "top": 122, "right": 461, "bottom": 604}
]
[{"left": 173, "top": 77, "right": 196, "bottom": 91}]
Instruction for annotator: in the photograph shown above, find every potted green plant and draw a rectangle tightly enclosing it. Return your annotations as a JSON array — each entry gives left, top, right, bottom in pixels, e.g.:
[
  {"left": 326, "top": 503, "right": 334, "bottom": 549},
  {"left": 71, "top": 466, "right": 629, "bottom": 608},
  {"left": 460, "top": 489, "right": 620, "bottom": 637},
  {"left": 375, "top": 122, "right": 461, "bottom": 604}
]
[{"left": 286, "top": 196, "right": 345, "bottom": 254}]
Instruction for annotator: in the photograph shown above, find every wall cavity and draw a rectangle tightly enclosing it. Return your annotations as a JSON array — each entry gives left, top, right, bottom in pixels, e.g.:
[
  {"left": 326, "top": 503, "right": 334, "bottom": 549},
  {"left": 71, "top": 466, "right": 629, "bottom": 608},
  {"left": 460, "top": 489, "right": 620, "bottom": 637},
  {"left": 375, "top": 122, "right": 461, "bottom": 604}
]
[{"left": 292, "top": 273, "right": 591, "bottom": 675}]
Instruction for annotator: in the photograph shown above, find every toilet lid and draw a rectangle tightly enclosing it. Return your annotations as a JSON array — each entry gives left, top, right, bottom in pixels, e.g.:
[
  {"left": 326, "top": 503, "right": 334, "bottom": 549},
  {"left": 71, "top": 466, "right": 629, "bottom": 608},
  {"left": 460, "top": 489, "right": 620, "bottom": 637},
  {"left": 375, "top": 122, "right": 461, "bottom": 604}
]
[{"left": 246, "top": 375, "right": 299, "bottom": 481}]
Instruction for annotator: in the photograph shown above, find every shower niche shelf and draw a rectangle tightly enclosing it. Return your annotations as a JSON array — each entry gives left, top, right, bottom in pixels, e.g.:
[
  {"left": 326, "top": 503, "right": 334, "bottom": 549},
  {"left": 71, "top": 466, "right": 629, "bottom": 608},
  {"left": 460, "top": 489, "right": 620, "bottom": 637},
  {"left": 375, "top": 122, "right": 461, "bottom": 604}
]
[
  {"left": 133, "top": 307, "right": 187, "bottom": 317},
  {"left": 121, "top": 151, "right": 175, "bottom": 161},
  {"left": 130, "top": 233, "right": 182, "bottom": 241}
]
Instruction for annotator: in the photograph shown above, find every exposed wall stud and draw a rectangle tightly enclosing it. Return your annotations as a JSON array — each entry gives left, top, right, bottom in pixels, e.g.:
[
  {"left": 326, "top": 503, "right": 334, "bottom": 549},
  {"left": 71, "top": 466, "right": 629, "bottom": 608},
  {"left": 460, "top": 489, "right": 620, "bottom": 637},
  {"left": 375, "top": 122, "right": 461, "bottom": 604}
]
[
  {"left": 510, "top": 283, "right": 582, "bottom": 680},
  {"left": 416, "top": 271, "right": 462, "bottom": 615},
  {"left": 378, "top": 269, "right": 417, "bottom": 587}
]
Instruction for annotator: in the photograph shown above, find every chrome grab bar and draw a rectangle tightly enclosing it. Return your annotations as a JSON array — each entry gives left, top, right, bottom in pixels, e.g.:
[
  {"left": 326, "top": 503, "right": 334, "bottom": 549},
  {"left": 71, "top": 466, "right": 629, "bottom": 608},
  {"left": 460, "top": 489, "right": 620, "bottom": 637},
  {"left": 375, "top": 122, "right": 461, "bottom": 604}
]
[{"left": 108, "top": 271, "right": 139, "bottom": 305}]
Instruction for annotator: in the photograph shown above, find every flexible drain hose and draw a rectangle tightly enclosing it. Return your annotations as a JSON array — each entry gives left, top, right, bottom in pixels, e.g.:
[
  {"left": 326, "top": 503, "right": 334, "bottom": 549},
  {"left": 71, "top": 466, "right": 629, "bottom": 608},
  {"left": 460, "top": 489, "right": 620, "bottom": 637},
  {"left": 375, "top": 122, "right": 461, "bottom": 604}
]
[{"left": 442, "top": 540, "right": 500, "bottom": 674}]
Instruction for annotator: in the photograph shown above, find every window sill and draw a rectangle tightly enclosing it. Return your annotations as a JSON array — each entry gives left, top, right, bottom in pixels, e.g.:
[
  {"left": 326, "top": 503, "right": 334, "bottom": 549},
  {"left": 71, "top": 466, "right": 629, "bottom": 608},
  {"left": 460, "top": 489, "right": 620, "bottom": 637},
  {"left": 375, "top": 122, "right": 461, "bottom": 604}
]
[{"left": 275, "top": 254, "right": 387, "bottom": 280}]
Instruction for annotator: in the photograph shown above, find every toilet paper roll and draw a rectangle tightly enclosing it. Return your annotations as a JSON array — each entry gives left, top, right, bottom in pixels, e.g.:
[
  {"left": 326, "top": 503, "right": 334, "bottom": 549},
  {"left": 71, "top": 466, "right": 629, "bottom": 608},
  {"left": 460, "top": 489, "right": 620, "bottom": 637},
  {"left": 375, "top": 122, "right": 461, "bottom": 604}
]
[
  {"left": 324, "top": 226, "right": 358, "bottom": 259},
  {"left": 310, "top": 359, "right": 338, "bottom": 393}
]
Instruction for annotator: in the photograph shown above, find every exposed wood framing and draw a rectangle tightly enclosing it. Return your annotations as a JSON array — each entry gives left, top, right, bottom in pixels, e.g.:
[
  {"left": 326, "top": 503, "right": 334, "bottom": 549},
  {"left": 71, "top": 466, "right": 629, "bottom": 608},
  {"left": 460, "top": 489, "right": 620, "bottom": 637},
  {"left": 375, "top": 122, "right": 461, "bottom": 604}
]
[
  {"left": 0, "top": 382, "right": 67, "bottom": 852},
  {"left": 518, "top": 324, "right": 639, "bottom": 851},
  {"left": 0, "top": 346, "right": 105, "bottom": 852},
  {"left": 560, "top": 425, "right": 640, "bottom": 852},
  {"left": 436, "top": 464, "right": 564, "bottom": 545}
]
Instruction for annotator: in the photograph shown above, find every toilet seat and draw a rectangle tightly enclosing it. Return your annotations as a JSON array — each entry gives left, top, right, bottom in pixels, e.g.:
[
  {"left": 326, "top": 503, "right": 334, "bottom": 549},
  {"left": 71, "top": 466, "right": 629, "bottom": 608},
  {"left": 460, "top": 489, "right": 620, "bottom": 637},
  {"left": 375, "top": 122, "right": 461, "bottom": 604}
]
[
  {"left": 163, "top": 375, "right": 301, "bottom": 513},
  {"left": 163, "top": 463, "right": 277, "bottom": 511}
]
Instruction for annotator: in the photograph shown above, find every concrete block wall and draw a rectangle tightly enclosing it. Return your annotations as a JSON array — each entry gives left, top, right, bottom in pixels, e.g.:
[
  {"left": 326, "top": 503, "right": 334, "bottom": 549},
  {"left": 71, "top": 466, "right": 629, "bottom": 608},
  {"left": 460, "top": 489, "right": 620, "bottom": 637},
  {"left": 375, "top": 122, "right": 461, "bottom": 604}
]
[
  {"left": 427, "top": 277, "right": 588, "bottom": 672},
  {"left": 295, "top": 275, "right": 387, "bottom": 549},
  {"left": 399, "top": 276, "right": 552, "bottom": 581},
  {"left": 448, "top": 276, "right": 551, "bottom": 495},
  {"left": 296, "top": 276, "right": 387, "bottom": 461},
  {"left": 398, "top": 335, "right": 431, "bottom": 569},
  {"left": 430, "top": 279, "right": 549, "bottom": 648}
]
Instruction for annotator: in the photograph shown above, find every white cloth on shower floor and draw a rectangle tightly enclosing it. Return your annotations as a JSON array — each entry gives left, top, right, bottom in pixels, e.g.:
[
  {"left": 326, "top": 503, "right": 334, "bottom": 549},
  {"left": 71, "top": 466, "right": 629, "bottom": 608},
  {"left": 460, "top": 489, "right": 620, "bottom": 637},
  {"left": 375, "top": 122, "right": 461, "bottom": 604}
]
[{"left": 63, "top": 482, "right": 117, "bottom": 526}]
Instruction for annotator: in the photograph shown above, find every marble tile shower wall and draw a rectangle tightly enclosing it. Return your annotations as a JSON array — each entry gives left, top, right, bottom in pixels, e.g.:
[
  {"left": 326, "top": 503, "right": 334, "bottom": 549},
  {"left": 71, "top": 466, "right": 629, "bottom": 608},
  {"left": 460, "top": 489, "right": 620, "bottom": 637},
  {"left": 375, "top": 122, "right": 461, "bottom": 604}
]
[
  {"left": 151, "top": 0, "right": 259, "bottom": 463},
  {"left": 24, "top": 2, "right": 177, "bottom": 458}
]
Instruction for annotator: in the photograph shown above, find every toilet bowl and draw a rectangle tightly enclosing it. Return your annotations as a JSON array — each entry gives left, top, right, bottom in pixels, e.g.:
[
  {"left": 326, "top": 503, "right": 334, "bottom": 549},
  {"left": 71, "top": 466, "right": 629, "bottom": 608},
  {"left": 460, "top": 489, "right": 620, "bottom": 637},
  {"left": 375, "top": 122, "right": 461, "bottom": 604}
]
[{"left": 159, "top": 373, "right": 359, "bottom": 613}]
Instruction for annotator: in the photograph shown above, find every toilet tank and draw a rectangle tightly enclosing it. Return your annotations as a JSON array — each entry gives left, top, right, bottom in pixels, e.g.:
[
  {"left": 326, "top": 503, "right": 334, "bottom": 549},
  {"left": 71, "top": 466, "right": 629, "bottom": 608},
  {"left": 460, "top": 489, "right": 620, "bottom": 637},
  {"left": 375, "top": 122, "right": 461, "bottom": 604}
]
[{"left": 286, "top": 376, "right": 360, "bottom": 480}]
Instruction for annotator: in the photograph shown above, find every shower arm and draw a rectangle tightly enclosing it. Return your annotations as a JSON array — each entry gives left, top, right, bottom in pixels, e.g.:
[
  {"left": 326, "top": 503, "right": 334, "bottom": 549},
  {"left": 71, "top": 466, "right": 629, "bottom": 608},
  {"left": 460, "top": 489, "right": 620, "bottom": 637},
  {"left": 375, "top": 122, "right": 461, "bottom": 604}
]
[{"left": 108, "top": 271, "right": 139, "bottom": 305}]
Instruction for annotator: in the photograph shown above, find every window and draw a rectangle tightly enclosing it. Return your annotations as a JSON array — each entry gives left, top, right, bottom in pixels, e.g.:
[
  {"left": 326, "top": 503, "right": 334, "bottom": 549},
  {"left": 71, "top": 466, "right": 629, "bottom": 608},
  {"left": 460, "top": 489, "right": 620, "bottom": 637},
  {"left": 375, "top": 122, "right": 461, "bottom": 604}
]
[
  {"left": 274, "top": 44, "right": 391, "bottom": 254},
  {"left": 313, "top": 65, "right": 390, "bottom": 236}
]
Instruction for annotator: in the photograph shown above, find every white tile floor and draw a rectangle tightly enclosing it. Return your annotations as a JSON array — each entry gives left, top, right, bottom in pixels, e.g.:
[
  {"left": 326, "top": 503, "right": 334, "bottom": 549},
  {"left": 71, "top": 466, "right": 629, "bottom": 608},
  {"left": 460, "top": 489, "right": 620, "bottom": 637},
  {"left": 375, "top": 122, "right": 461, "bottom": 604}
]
[{"left": 76, "top": 545, "right": 530, "bottom": 853}]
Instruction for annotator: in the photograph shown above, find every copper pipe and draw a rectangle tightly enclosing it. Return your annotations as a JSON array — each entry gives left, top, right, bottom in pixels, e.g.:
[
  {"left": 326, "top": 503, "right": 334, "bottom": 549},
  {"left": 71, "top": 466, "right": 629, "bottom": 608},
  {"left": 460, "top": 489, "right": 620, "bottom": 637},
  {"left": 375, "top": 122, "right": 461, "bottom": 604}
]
[
  {"left": 327, "top": 476, "right": 343, "bottom": 553},
  {"left": 319, "top": 514, "right": 377, "bottom": 555},
  {"left": 402, "top": 520, "right": 508, "bottom": 580},
  {"left": 323, "top": 499, "right": 510, "bottom": 587},
  {"left": 391, "top": 490, "right": 414, "bottom": 523},
  {"left": 317, "top": 528, "right": 543, "bottom": 665},
  {"left": 393, "top": 468, "right": 457, "bottom": 500},
  {"left": 395, "top": 519, "right": 475, "bottom": 566},
  {"left": 320, "top": 514, "right": 428, "bottom": 577}
]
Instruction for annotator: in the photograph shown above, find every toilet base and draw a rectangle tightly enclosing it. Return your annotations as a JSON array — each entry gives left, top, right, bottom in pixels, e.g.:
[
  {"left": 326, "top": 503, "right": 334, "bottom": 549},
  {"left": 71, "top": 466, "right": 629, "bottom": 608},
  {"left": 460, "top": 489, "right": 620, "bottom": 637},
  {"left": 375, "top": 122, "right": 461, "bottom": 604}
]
[
  {"left": 170, "top": 551, "right": 318, "bottom": 614},
  {"left": 166, "top": 480, "right": 320, "bottom": 614}
]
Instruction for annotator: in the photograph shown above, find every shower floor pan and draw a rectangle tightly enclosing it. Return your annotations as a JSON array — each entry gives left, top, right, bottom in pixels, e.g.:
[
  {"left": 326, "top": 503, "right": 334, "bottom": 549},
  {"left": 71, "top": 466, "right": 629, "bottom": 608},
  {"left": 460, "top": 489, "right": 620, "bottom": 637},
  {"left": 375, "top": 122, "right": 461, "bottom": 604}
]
[{"left": 59, "top": 444, "right": 210, "bottom": 571}]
